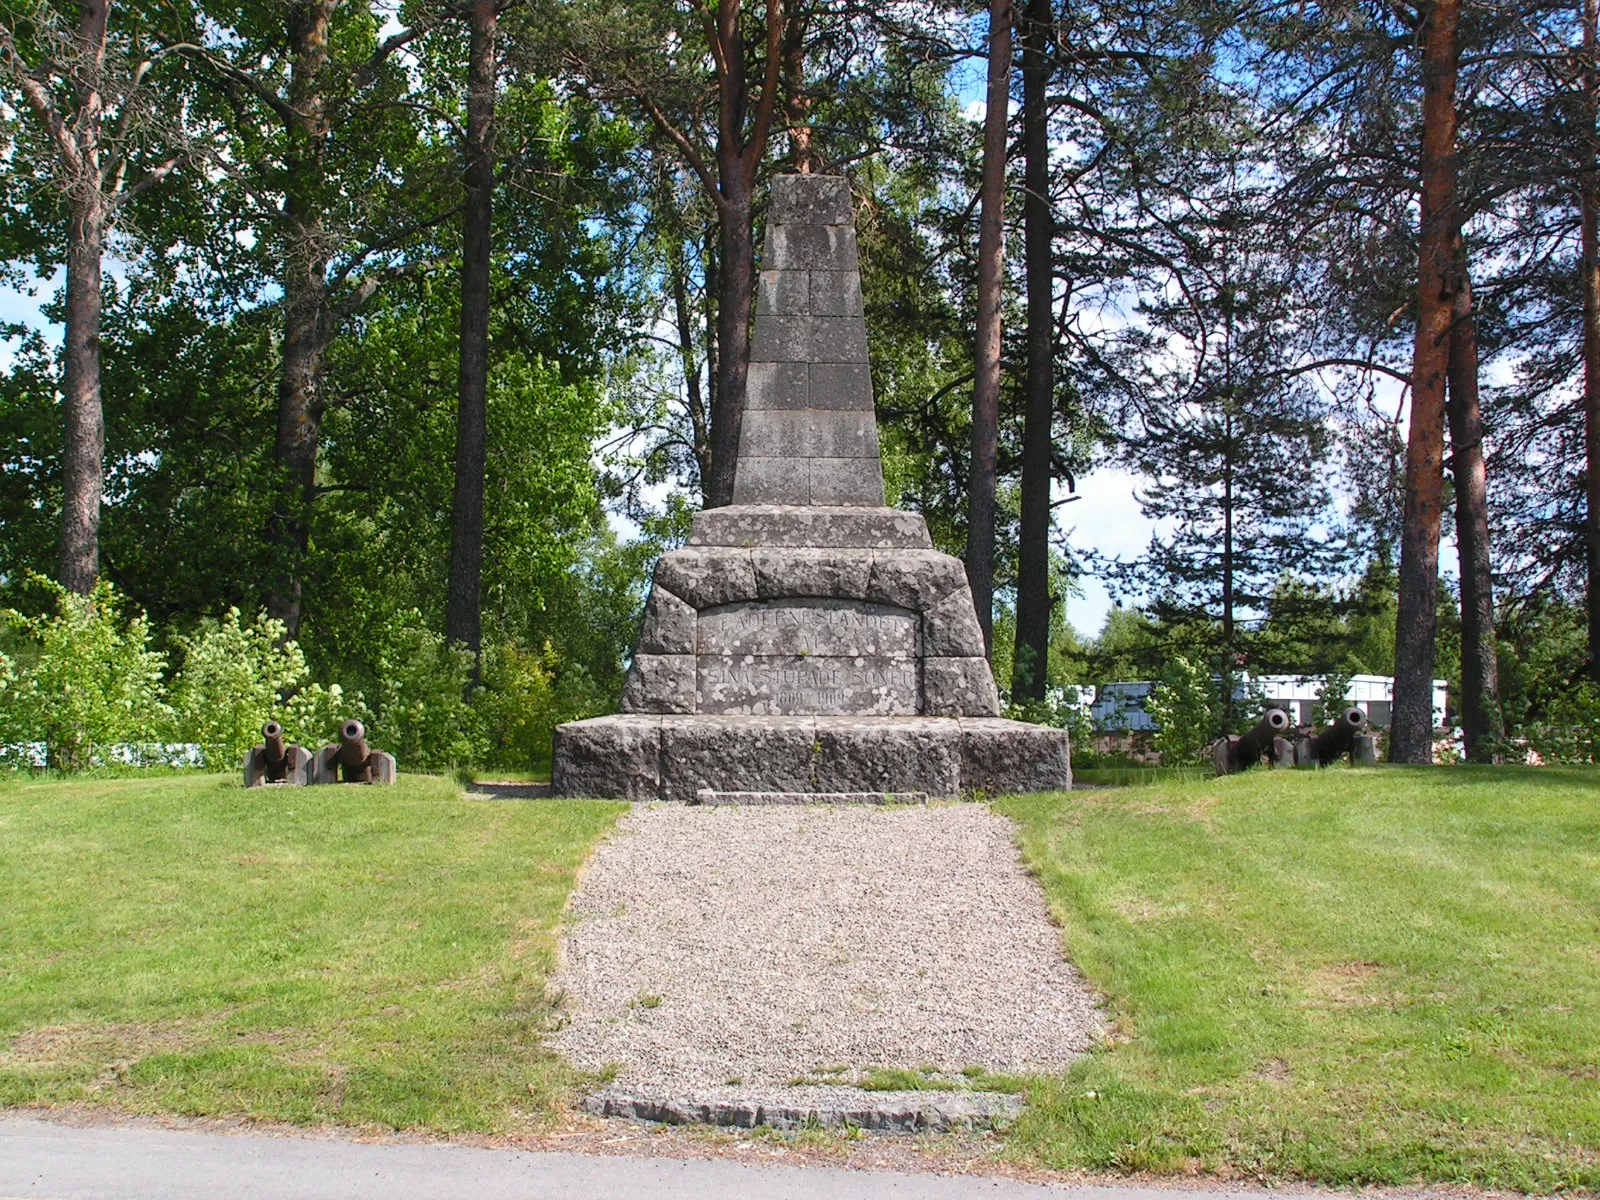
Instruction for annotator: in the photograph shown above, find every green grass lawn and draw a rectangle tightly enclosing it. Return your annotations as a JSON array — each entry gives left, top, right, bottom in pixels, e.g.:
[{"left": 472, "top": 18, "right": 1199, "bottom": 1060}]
[
  {"left": 998, "top": 767, "right": 1600, "bottom": 1191},
  {"left": 3, "top": 767, "right": 1597, "bottom": 1190},
  {"left": 0, "top": 773, "right": 623, "bottom": 1131}
]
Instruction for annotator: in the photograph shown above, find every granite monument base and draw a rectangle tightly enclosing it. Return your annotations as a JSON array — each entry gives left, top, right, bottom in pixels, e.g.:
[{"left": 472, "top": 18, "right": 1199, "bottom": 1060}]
[{"left": 552, "top": 714, "right": 1071, "bottom": 801}]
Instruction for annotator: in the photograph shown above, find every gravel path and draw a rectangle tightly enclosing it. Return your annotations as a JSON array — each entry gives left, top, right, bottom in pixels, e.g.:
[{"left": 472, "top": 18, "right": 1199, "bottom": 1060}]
[{"left": 547, "top": 803, "right": 1101, "bottom": 1113}]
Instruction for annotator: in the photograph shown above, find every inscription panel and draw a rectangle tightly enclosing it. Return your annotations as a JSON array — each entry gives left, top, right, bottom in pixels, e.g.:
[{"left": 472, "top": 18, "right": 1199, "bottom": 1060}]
[
  {"left": 696, "top": 600, "right": 920, "bottom": 715},
  {"left": 698, "top": 599, "right": 916, "bottom": 657}
]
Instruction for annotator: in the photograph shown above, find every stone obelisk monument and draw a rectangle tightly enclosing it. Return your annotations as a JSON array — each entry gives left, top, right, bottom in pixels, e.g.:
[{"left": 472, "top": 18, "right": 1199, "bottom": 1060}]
[{"left": 553, "top": 175, "right": 1070, "bottom": 800}]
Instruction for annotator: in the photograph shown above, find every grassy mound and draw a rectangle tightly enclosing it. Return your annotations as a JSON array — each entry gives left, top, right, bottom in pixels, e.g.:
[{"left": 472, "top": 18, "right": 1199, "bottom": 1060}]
[{"left": 4, "top": 766, "right": 1596, "bottom": 1189}]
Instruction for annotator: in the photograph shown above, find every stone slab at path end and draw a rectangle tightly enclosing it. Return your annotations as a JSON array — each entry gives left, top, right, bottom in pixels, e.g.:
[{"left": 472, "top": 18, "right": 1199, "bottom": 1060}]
[{"left": 552, "top": 174, "right": 1070, "bottom": 800}]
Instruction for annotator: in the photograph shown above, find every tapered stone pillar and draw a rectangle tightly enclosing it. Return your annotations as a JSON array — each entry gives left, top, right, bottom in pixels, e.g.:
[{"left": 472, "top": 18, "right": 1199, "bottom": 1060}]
[{"left": 553, "top": 176, "right": 1070, "bottom": 801}]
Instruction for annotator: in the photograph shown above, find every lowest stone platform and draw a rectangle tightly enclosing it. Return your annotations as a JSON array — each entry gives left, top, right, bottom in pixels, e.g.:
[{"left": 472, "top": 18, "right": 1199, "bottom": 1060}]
[
  {"left": 555, "top": 714, "right": 1070, "bottom": 802},
  {"left": 552, "top": 174, "right": 1069, "bottom": 801}
]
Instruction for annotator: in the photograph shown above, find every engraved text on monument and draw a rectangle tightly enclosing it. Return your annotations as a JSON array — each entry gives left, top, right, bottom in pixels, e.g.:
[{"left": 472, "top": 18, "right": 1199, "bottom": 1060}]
[{"left": 696, "top": 599, "right": 920, "bottom": 715}]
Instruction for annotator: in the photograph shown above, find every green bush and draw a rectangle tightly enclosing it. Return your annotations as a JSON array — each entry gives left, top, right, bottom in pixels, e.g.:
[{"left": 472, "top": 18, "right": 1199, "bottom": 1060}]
[
  {"left": 167, "top": 608, "right": 310, "bottom": 769},
  {"left": 1005, "top": 684, "right": 1096, "bottom": 747},
  {"left": 0, "top": 580, "right": 623, "bottom": 775},
  {"left": 1, "top": 579, "right": 169, "bottom": 770},
  {"left": 476, "top": 640, "right": 613, "bottom": 771},
  {"left": 372, "top": 618, "right": 485, "bottom": 769},
  {"left": 283, "top": 681, "right": 369, "bottom": 753},
  {"left": 1145, "top": 655, "right": 1216, "bottom": 765},
  {"left": 1316, "top": 669, "right": 1354, "bottom": 727},
  {"left": 1523, "top": 682, "right": 1600, "bottom": 764},
  {"left": 476, "top": 642, "right": 558, "bottom": 770}
]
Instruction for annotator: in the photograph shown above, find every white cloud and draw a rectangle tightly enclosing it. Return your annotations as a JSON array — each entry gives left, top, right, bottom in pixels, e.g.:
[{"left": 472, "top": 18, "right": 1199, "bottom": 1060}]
[{"left": 1059, "top": 466, "right": 1161, "bottom": 636}]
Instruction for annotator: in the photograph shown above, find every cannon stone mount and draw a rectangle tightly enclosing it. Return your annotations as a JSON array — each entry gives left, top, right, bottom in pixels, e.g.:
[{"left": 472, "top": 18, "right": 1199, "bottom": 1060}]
[
  {"left": 243, "top": 720, "right": 312, "bottom": 787},
  {"left": 313, "top": 719, "right": 397, "bottom": 785},
  {"left": 552, "top": 175, "right": 1070, "bottom": 802}
]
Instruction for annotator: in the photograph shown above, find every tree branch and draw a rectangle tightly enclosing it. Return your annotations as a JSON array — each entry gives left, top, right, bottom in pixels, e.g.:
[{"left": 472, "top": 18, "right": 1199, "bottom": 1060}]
[
  {"left": 331, "top": 256, "right": 448, "bottom": 322},
  {"left": 176, "top": 45, "right": 295, "bottom": 126},
  {"left": 111, "top": 155, "right": 182, "bottom": 209},
  {"left": 636, "top": 90, "right": 724, "bottom": 209},
  {"left": 0, "top": 29, "right": 82, "bottom": 174}
]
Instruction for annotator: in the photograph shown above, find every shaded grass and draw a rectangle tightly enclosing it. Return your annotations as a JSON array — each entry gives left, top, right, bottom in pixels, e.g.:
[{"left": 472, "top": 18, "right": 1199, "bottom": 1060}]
[
  {"left": 459, "top": 768, "right": 552, "bottom": 786},
  {"left": 1072, "top": 765, "right": 1212, "bottom": 788},
  {"left": 0, "top": 773, "right": 623, "bottom": 1132},
  {"left": 997, "top": 766, "right": 1600, "bottom": 1191}
]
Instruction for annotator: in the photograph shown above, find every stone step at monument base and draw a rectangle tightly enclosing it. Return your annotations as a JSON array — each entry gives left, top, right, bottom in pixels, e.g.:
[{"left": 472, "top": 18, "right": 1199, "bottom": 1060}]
[
  {"left": 552, "top": 714, "right": 1071, "bottom": 802},
  {"left": 693, "top": 788, "right": 929, "bottom": 806}
]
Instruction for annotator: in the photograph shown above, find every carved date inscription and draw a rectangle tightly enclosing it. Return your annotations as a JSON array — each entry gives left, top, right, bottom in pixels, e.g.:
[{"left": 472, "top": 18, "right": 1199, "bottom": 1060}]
[{"left": 696, "top": 600, "right": 920, "bottom": 715}]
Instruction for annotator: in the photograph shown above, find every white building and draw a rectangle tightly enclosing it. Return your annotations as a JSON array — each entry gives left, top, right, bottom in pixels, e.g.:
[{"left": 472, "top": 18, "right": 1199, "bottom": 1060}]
[{"left": 1089, "top": 674, "right": 1448, "bottom": 732}]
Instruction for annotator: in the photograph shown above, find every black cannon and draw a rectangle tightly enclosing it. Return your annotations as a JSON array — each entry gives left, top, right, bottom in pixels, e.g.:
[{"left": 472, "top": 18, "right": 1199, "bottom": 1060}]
[
  {"left": 243, "top": 719, "right": 311, "bottom": 787},
  {"left": 1212, "top": 708, "right": 1294, "bottom": 775},
  {"left": 1297, "top": 706, "right": 1370, "bottom": 767},
  {"left": 312, "top": 719, "right": 397, "bottom": 784},
  {"left": 338, "top": 719, "right": 373, "bottom": 782},
  {"left": 263, "top": 721, "right": 289, "bottom": 773}
]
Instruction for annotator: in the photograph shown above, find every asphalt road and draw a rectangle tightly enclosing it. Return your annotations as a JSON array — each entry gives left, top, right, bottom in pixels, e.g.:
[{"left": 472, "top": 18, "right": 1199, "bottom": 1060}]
[{"left": 0, "top": 1114, "right": 1265, "bottom": 1200}]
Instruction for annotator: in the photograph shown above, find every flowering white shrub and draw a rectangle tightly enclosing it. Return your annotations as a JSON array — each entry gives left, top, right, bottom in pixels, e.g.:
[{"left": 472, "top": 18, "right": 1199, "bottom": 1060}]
[
  {"left": 1, "top": 579, "right": 169, "bottom": 770},
  {"left": 1146, "top": 655, "right": 1217, "bottom": 764},
  {"left": 167, "top": 608, "right": 311, "bottom": 768}
]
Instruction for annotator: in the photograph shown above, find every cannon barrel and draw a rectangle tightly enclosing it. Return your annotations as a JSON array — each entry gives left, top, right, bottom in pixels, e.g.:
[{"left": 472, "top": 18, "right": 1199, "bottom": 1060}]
[
  {"left": 338, "top": 719, "right": 370, "bottom": 772},
  {"left": 262, "top": 720, "right": 286, "bottom": 767},
  {"left": 1313, "top": 706, "right": 1368, "bottom": 764},
  {"left": 1236, "top": 708, "right": 1291, "bottom": 763}
]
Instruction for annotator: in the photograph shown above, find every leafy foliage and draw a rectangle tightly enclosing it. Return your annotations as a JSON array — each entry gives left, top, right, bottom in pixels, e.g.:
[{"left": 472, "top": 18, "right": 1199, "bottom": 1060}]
[
  {"left": 1315, "top": 669, "right": 1354, "bottom": 727},
  {"left": 1523, "top": 683, "right": 1600, "bottom": 764},
  {"left": 1, "top": 579, "right": 168, "bottom": 769},
  {"left": 166, "top": 608, "right": 309, "bottom": 769},
  {"left": 371, "top": 620, "right": 485, "bottom": 771},
  {"left": 476, "top": 640, "right": 610, "bottom": 771},
  {"left": 1144, "top": 655, "right": 1217, "bottom": 764}
]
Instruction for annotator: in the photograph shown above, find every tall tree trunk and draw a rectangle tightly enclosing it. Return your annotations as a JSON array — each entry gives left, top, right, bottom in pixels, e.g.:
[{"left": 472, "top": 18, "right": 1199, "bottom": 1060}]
[
  {"left": 1582, "top": 0, "right": 1600, "bottom": 684},
  {"left": 670, "top": 241, "right": 713, "bottom": 488},
  {"left": 709, "top": 170, "right": 755, "bottom": 508},
  {"left": 1222, "top": 415, "right": 1235, "bottom": 730},
  {"left": 781, "top": 12, "right": 811, "bottom": 169},
  {"left": 1392, "top": 0, "right": 1460, "bottom": 764},
  {"left": 1445, "top": 226, "right": 1501, "bottom": 761},
  {"left": 699, "top": 0, "right": 781, "bottom": 509},
  {"left": 446, "top": 0, "right": 497, "bottom": 659},
  {"left": 1012, "top": 0, "right": 1051, "bottom": 701},
  {"left": 59, "top": 189, "right": 106, "bottom": 595},
  {"left": 703, "top": 225, "right": 719, "bottom": 504},
  {"left": 966, "top": 0, "right": 1012, "bottom": 656},
  {"left": 272, "top": 269, "right": 326, "bottom": 637},
  {"left": 54, "top": 0, "right": 111, "bottom": 594},
  {"left": 267, "top": 1, "right": 336, "bottom": 638},
  {"left": 623, "top": 0, "right": 785, "bottom": 507},
  {"left": 12, "top": 0, "right": 176, "bottom": 593}
]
